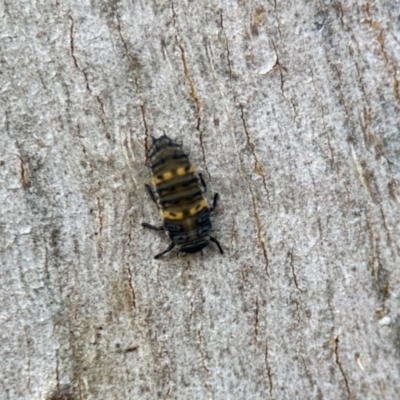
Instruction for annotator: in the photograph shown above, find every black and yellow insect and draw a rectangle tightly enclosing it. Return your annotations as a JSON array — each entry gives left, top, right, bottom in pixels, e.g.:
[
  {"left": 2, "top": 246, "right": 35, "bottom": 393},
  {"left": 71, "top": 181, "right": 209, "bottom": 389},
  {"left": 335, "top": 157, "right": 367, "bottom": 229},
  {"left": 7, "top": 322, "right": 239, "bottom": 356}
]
[{"left": 142, "top": 134, "right": 223, "bottom": 259}]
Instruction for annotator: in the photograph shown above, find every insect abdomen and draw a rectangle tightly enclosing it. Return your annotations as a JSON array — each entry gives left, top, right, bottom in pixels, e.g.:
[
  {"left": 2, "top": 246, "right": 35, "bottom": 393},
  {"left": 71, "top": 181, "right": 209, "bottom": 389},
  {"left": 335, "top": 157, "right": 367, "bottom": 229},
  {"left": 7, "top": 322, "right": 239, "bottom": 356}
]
[{"left": 149, "top": 136, "right": 208, "bottom": 222}]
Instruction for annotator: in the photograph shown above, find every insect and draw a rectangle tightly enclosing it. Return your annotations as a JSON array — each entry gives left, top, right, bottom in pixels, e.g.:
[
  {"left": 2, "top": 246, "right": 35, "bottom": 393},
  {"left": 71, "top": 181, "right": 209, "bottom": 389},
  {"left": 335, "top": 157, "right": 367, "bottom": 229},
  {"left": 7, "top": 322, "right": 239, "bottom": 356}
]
[{"left": 142, "top": 134, "right": 223, "bottom": 259}]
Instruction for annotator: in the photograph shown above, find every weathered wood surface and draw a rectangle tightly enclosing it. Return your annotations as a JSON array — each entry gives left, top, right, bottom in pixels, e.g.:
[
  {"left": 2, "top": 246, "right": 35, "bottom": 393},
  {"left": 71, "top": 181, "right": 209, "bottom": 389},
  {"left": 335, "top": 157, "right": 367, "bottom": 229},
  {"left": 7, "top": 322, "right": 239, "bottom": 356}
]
[{"left": 1, "top": 1, "right": 399, "bottom": 399}]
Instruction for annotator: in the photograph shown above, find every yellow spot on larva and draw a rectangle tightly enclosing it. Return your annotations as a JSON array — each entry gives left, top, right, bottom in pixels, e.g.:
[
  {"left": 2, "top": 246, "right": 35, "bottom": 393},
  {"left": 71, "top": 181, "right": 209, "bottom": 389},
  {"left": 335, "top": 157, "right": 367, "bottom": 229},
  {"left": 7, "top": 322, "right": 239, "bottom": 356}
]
[
  {"left": 152, "top": 171, "right": 174, "bottom": 185},
  {"left": 163, "top": 171, "right": 173, "bottom": 180},
  {"left": 177, "top": 165, "right": 195, "bottom": 176},
  {"left": 161, "top": 210, "right": 185, "bottom": 220},
  {"left": 152, "top": 176, "right": 163, "bottom": 185},
  {"left": 188, "top": 199, "right": 208, "bottom": 216}
]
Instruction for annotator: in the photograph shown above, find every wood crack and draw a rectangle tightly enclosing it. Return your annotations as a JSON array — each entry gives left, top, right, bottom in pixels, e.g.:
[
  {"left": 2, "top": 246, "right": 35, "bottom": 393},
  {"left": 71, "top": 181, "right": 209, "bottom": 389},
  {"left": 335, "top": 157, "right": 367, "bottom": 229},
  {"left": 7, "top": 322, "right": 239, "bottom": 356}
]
[
  {"left": 140, "top": 104, "right": 149, "bottom": 153},
  {"left": 218, "top": 9, "right": 233, "bottom": 79},
  {"left": 115, "top": 9, "right": 140, "bottom": 93},
  {"left": 239, "top": 105, "right": 270, "bottom": 204},
  {"left": 17, "top": 154, "right": 30, "bottom": 189},
  {"left": 254, "top": 298, "right": 259, "bottom": 342},
  {"left": 289, "top": 249, "right": 301, "bottom": 292},
  {"left": 197, "top": 330, "right": 214, "bottom": 398},
  {"left": 249, "top": 185, "right": 269, "bottom": 275},
  {"left": 69, "top": 16, "right": 110, "bottom": 139},
  {"left": 309, "top": 62, "right": 335, "bottom": 165},
  {"left": 69, "top": 16, "right": 90, "bottom": 92},
  {"left": 334, "top": 337, "right": 351, "bottom": 398},
  {"left": 170, "top": 1, "right": 209, "bottom": 179},
  {"left": 126, "top": 264, "right": 136, "bottom": 312},
  {"left": 96, "top": 197, "right": 104, "bottom": 257},
  {"left": 265, "top": 341, "right": 273, "bottom": 396}
]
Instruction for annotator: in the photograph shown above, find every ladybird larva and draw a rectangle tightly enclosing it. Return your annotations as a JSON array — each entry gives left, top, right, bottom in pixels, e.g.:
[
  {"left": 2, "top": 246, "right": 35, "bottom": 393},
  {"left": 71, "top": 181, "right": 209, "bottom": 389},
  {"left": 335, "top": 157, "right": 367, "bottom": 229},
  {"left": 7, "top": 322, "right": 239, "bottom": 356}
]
[{"left": 142, "top": 134, "right": 223, "bottom": 259}]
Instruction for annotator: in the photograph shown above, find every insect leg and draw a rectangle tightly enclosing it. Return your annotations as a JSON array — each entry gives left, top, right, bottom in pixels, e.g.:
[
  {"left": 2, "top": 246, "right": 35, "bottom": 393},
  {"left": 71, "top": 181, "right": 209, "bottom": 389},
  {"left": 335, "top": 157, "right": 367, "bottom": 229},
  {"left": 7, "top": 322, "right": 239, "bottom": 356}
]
[
  {"left": 210, "top": 193, "right": 219, "bottom": 212},
  {"left": 210, "top": 236, "right": 223, "bottom": 254},
  {"left": 142, "top": 222, "right": 164, "bottom": 231},
  {"left": 154, "top": 242, "right": 175, "bottom": 259},
  {"left": 199, "top": 173, "right": 207, "bottom": 191},
  {"left": 145, "top": 184, "right": 157, "bottom": 204}
]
